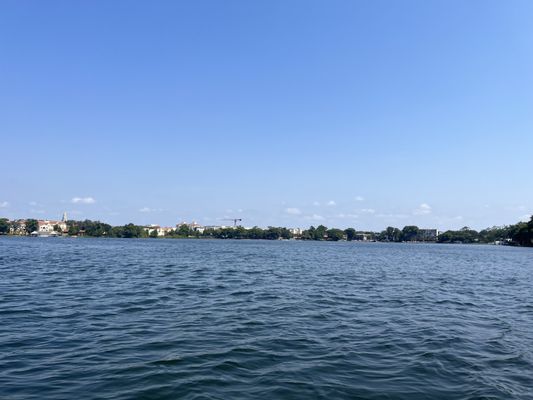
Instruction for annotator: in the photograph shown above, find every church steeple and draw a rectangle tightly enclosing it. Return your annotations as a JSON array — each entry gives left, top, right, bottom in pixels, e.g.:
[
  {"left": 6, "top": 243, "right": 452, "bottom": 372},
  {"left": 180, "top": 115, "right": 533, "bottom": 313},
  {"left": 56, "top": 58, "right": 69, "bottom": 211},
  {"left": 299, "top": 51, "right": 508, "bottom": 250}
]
[{"left": 62, "top": 212, "right": 68, "bottom": 222}]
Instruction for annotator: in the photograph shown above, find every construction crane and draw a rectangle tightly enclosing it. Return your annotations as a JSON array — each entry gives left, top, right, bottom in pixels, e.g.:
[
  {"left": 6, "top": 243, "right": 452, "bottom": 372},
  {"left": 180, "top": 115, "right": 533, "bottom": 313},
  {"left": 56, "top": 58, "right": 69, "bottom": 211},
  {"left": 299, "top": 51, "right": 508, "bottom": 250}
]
[{"left": 222, "top": 218, "right": 242, "bottom": 227}]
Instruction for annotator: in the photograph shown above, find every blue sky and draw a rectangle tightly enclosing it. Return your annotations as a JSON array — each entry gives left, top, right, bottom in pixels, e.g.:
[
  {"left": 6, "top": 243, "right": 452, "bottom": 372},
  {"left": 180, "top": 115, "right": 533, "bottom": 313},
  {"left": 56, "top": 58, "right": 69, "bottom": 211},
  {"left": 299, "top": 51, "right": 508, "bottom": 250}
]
[{"left": 1, "top": 0, "right": 532, "bottom": 230}]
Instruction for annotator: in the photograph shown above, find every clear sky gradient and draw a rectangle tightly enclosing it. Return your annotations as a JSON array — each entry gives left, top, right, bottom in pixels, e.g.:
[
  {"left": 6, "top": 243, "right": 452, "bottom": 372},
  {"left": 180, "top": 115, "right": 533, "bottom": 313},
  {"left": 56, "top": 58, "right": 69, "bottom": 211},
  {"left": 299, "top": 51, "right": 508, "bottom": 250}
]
[{"left": 1, "top": 1, "right": 532, "bottom": 230}]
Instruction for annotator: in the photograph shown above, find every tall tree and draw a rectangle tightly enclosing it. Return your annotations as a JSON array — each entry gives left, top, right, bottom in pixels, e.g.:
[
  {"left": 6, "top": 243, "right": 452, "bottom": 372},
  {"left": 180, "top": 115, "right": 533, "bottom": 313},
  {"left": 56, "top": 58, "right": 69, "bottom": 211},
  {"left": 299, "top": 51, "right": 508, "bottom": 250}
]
[
  {"left": 344, "top": 228, "right": 356, "bottom": 241},
  {"left": 401, "top": 226, "right": 419, "bottom": 241},
  {"left": 327, "top": 228, "right": 345, "bottom": 241},
  {"left": 315, "top": 225, "right": 327, "bottom": 240},
  {"left": 25, "top": 219, "right": 38, "bottom": 234},
  {"left": 0, "top": 218, "right": 9, "bottom": 234},
  {"left": 177, "top": 224, "right": 191, "bottom": 237}
]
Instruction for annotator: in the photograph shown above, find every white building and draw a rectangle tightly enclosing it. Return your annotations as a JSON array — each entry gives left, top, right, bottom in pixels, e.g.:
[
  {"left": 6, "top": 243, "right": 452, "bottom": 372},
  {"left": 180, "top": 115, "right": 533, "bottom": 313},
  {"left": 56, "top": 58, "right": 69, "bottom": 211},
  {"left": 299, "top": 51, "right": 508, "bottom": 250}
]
[
  {"left": 176, "top": 221, "right": 206, "bottom": 233},
  {"left": 202, "top": 225, "right": 231, "bottom": 230},
  {"left": 289, "top": 228, "right": 303, "bottom": 236},
  {"left": 354, "top": 232, "right": 372, "bottom": 241},
  {"left": 38, "top": 219, "right": 67, "bottom": 233},
  {"left": 37, "top": 213, "right": 68, "bottom": 233},
  {"left": 145, "top": 225, "right": 174, "bottom": 236}
]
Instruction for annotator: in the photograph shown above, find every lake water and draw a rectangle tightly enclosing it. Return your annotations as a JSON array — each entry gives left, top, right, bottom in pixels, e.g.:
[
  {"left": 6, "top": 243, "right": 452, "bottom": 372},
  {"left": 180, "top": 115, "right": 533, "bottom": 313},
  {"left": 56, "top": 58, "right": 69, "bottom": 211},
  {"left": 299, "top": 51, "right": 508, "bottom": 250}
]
[{"left": 0, "top": 237, "right": 532, "bottom": 399}]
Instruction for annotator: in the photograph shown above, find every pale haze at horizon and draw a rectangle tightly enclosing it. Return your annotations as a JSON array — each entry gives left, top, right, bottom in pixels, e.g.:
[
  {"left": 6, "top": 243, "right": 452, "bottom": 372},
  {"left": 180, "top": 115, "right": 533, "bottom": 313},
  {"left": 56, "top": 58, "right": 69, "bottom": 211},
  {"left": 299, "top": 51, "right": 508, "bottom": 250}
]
[{"left": 1, "top": 1, "right": 532, "bottom": 231}]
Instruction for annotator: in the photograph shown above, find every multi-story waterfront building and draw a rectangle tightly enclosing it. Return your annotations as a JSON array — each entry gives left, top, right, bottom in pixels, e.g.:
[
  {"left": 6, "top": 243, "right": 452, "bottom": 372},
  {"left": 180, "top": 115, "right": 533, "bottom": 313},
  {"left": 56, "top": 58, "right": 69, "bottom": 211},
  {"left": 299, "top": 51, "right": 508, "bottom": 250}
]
[
  {"left": 145, "top": 225, "right": 175, "bottom": 236},
  {"left": 36, "top": 212, "right": 68, "bottom": 233}
]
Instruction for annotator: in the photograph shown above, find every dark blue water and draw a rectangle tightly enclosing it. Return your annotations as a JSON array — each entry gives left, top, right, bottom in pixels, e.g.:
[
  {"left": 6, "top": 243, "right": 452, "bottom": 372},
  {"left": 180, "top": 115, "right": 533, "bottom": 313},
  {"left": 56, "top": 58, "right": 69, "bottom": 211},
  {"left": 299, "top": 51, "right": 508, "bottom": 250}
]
[{"left": 1, "top": 237, "right": 532, "bottom": 399}]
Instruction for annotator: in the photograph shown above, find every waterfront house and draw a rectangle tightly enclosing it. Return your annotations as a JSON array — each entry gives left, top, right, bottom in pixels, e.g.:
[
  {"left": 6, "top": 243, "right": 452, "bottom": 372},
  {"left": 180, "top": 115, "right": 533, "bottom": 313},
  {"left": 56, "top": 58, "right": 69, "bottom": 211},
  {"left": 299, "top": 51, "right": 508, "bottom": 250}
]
[
  {"left": 36, "top": 212, "right": 68, "bottom": 234},
  {"left": 9, "top": 219, "right": 27, "bottom": 235},
  {"left": 38, "top": 219, "right": 67, "bottom": 233},
  {"left": 289, "top": 228, "right": 303, "bottom": 237},
  {"left": 145, "top": 225, "right": 175, "bottom": 236}
]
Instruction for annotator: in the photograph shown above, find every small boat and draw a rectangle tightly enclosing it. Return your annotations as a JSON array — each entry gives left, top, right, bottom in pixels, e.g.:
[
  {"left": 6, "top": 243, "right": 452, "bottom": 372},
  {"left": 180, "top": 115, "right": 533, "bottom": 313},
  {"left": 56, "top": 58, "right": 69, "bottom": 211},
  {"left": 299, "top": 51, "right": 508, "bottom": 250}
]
[{"left": 30, "top": 231, "right": 59, "bottom": 238}]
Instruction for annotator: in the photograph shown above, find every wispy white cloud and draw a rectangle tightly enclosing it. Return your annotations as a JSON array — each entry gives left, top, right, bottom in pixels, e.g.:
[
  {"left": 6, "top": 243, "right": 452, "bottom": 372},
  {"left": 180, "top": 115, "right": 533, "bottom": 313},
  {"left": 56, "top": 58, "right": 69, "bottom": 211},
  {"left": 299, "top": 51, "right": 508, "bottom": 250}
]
[
  {"left": 312, "top": 201, "right": 320, "bottom": 206},
  {"left": 355, "top": 196, "right": 364, "bottom": 202},
  {"left": 413, "top": 203, "right": 432, "bottom": 215},
  {"left": 139, "top": 207, "right": 162, "bottom": 213},
  {"left": 29, "top": 201, "right": 38, "bottom": 206},
  {"left": 376, "top": 213, "right": 409, "bottom": 219},
  {"left": 335, "top": 213, "right": 359, "bottom": 219},
  {"left": 304, "top": 214, "right": 325, "bottom": 221},
  {"left": 30, "top": 209, "right": 46, "bottom": 214},
  {"left": 435, "top": 215, "right": 463, "bottom": 222},
  {"left": 285, "top": 207, "right": 302, "bottom": 215},
  {"left": 0, "top": 201, "right": 9, "bottom": 208},
  {"left": 361, "top": 208, "right": 375, "bottom": 214},
  {"left": 327, "top": 200, "right": 336, "bottom": 206},
  {"left": 72, "top": 197, "right": 96, "bottom": 204}
]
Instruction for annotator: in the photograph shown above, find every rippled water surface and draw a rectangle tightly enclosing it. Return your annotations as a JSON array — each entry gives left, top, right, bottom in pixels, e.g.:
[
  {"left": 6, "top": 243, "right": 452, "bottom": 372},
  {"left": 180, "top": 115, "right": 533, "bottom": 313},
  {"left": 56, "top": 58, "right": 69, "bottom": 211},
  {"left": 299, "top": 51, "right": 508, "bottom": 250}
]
[{"left": 1, "top": 237, "right": 532, "bottom": 399}]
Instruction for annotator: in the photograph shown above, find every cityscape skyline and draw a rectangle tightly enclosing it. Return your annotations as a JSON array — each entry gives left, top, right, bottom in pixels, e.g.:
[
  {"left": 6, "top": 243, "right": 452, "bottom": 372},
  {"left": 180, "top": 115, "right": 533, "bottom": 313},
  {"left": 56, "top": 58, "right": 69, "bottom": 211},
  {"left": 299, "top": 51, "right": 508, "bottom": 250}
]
[{"left": 0, "top": 199, "right": 530, "bottom": 232}]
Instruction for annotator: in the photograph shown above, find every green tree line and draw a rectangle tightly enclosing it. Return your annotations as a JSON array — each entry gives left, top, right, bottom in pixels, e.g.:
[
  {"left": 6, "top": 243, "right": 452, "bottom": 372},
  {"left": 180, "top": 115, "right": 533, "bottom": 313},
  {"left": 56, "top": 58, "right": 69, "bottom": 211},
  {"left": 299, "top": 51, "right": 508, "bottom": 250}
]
[{"left": 1, "top": 216, "right": 532, "bottom": 247}]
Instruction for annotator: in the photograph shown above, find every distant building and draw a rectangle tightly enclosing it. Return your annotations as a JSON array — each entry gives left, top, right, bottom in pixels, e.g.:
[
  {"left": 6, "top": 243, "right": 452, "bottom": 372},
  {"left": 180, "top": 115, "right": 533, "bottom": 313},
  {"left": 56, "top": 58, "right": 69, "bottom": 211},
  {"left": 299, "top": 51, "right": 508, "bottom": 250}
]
[
  {"left": 202, "top": 225, "right": 231, "bottom": 231},
  {"left": 38, "top": 219, "right": 67, "bottom": 233},
  {"left": 176, "top": 221, "right": 202, "bottom": 229},
  {"left": 36, "top": 212, "right": 68, "bottom": 234},
  {"left": 9, "top": 219, "right": 27, "bottom": 235},
  {"left": 145, "top": 225, "right": 174, "bottom": 236},
  {"left": 354, "top": 232, "right": 372, "bottom": 241},
  {"left": 176, "top": 221, "right": 206, "bottom": 233},
  {"left": 417, "top": 229, "right": 438, "bottom": 241},
  {"left": 145, "top": 225, "right": 161, "bottom": 236},
  {"left": 161, "top": 227, "right": 174, "bottom": 235},
  {"left": 289, "top": 228, "right": 303, "bottom": 236}
]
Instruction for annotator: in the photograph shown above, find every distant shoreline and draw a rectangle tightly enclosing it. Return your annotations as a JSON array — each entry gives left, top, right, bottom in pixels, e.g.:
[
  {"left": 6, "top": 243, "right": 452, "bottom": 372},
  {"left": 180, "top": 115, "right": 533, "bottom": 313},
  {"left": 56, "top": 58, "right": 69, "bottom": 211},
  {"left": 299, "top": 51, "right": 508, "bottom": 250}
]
[
  {"left": 1, "top": 216, "right": 531, "bottom": 247},
  {"left": 0, "top": 233, "right": 530, "bottom": 248}
]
